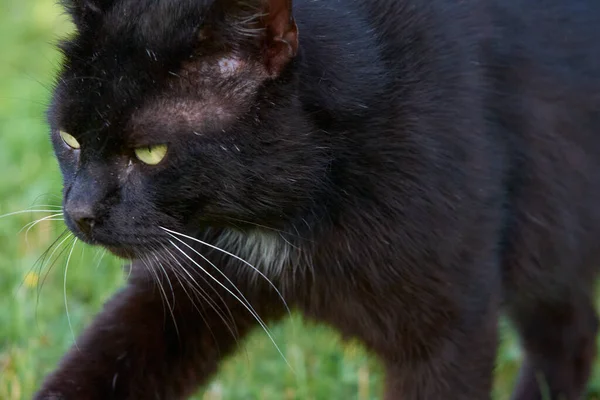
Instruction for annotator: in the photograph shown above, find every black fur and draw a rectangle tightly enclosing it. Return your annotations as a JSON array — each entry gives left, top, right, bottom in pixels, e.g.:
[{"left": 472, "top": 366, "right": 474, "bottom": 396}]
[{"left": 36, "top": 0, "right": 600, "bottom": 398}]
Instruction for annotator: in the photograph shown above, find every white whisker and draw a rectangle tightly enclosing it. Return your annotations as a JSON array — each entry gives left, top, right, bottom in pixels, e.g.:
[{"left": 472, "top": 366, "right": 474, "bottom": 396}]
[
  {"left": 278, "top": 232, "right": 299, "bottom": 250},
  {"left": 0, "top": 209, "right": 65, "bottom": 219},
  {"left": 161, "top": 245, "right": 240, "bottom": 342},
  {"left": 63, "top": 237, "right": 79, "bottom": 350},
  {"left": 93, "top": 248, "right": 108, "bottom": 270},
  {"left": 141, "top": 255, "right": 166, "bottom": 316},
  {"left": 152, "top": 246, "right": 176, "bottom": 310},
  {"left": 20, "top": 213, "right": 64, "bottom": 243},
  {"left": 124, "top": 262, "right": 133, "bottom": 281},
  {"left": 160, "top": 227, "right": 291, "bottom": 317},
  {"left": 79, "top": 242, "right": 86, "bottom": 262},
  {"left": 142, "top": 252, "right": 179, "bottom": 338},
  {"left": 222, "top": 216, "right": 308, "bottom": 241},
  {"left": 167, "top": 234, "right": 264, "bottom": 321},
  {"left": 157, "top": 246, "right": 229, "bottom": 350},
  {"left": 40, "top": 233, "right": 74, "bottom": 279},
  {"left": 24, "top": 232, "right": 74, "bottom": 326},
  {"left": 167, "top": 239, "right": 293, "bottom": 371},
  {"left": 18, "top": 231, "right": 69, "bottom": 294}
]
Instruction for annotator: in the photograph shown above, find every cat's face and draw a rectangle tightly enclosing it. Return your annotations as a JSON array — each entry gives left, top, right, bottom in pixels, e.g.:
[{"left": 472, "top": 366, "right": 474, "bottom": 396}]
[{"left": 49, "top": 0, "right": 328, "bottom": 258}]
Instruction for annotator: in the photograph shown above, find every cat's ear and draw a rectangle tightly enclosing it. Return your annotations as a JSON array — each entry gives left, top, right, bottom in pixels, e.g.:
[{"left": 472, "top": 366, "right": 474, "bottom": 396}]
[
  {"left": 208, "top": 0, "right": 298, "bottom": 77},
  {"left": 61, "top": 0, "right": 114, "bottom": 28}
]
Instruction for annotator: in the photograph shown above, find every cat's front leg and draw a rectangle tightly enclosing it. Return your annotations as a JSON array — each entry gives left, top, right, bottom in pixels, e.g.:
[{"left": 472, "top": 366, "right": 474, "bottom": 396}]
[
  {"left": 382, "top": 299, "right": 499, "bottom": 400},
  {"left": 34, "top": 260, "right": 281, "bottom": 400}
]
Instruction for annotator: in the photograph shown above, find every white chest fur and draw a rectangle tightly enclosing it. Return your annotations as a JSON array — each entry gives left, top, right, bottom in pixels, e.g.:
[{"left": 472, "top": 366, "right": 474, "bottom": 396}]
[{"left": 214, "top": 229, "right": 292, "bottom": 278}]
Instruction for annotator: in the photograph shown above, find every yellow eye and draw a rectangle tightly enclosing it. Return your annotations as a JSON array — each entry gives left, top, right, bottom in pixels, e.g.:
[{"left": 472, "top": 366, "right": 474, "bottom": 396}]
[
  {"left": 134, "top": 144, "right": 168, "bottom": 165},
  {"left": 59, "top": 130, "right": 80, "bottom": 149}
]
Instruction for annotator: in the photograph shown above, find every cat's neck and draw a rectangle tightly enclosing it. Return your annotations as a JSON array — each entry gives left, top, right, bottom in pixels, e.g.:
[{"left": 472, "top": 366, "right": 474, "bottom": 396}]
[{"left": 293, "top": 1, "right": 391, "bottom": 122}]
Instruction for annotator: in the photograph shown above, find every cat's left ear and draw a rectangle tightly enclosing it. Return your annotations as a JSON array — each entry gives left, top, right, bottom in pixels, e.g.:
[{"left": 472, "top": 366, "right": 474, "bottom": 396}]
[
  {"left": 62, "top": 0, "right": 114, "bottom": 28},
  {"left": 209, "top": 0, "right": 298, "bottom": 77},
  {"left": 260, "top": 0, "right": 298, "bottom": 75}
]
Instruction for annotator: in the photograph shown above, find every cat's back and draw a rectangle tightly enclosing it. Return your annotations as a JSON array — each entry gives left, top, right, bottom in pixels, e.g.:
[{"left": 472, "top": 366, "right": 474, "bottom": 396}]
[
  {"left": 295, "top": 0, "right": 600, "bottom": 269},
  {"left": 484, "top": 0, "right": 600, "bottom": 119},
  {"left": 481, "top": 0, "right": 600, "bottom": 281},
  {"left": 482, "top": 0, "right": 600, "bottom": 176},
  {"left": 359, "top": 0, "right": 600, "bottom": 98},
  {"left": 336, "top": 0, "right": 600, "bottom": 170}
]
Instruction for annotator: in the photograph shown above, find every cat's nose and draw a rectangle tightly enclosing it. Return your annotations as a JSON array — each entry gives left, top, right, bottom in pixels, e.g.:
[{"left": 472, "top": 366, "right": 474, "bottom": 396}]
[{"left": 67, "top": 204, "right": 96, "bottom": 237}]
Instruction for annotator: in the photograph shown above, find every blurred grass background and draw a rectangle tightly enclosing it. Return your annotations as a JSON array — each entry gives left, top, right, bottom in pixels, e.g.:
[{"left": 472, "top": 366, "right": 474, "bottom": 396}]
[{"left": 0, "top": 0, "right": 599, "bottom": 399}]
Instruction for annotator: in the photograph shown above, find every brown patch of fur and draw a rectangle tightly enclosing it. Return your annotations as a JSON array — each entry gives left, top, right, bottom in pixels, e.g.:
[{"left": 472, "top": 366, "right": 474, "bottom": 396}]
[{"left": 130, "top": 54, "right": 268, "bottom": 138}]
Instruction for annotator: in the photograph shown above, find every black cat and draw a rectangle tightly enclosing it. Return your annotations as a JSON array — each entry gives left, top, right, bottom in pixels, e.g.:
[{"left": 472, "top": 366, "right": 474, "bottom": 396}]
[{"left": 35, "top": 0, "right": 600, "bottom": 398}]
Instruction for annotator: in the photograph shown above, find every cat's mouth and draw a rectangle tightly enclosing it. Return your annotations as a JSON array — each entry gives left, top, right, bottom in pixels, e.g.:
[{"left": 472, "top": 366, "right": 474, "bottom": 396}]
[
  {"left": 104, "top": 245, "right": 137, "bottom": 260},
  {"left": 64, "top": 221, "right": 147, "bottom": 260}
]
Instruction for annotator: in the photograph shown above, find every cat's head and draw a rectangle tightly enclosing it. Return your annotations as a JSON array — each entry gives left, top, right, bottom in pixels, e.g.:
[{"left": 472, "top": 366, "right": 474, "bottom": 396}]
[{"left": 49, "top": 0, "right": 329, "bottom": 258}]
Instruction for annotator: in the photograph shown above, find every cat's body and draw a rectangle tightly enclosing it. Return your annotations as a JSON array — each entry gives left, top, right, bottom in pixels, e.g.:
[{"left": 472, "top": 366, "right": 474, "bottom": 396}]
[{"left": 35, "top": 0, "right": 600, "bottom": 399}]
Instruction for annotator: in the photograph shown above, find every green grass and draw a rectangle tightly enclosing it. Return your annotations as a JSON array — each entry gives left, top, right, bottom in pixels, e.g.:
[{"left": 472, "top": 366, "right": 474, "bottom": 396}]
[{"left": 0, "top": 1, "right": 599, "bottom": 399}]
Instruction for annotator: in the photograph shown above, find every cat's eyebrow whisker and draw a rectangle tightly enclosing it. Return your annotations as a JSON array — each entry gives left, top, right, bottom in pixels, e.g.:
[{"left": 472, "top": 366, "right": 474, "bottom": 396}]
[
  {"left": 160, "top": 227, "right": 291, "bottom": 318},
  {"left": 19, "top": 68, "right": 54, "bottom": 94},
  {"left": 63, "top": 237, "right": 79, "bottom": 350},
  {"left": 0, "top": 96, "right": 49, "bottom": 107},
  {"left": 58, "top": 75, "right": 111, "bottom": 85},
  {"left": 166, "top": 238, "right": 293, "bottom": 371}
]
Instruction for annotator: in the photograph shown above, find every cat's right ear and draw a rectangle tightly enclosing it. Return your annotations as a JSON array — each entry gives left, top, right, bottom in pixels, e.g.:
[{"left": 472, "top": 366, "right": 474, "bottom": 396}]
[
  {"left": 61, "top": 0, "right": 113, "bottom": 28},
  {"left": 206, "top": 0, "right": 298, "bottom": 77}
]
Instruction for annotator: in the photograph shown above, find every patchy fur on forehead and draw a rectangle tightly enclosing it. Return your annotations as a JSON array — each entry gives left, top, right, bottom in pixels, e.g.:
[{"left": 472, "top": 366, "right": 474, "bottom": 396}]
[
  {"left": 129, "top": 54, "right": 268, "bottom": 141},
  {"left": 130, "top": 98, "right": 234, "bottom": 141},
  {"left": 176, "top": 52, "right": 268, "bottom": 93}
]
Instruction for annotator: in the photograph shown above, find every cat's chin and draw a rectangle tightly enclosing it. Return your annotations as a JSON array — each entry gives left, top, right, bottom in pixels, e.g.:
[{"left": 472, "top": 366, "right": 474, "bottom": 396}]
[{"left": 104, "top": 245, "right": 137, "bottom": 260}]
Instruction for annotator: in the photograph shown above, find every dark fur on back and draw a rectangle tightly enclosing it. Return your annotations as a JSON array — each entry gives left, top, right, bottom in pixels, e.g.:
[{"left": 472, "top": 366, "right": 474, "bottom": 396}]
[{"left": 35, "top": 0, "right": 600, "bottom": 399}]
